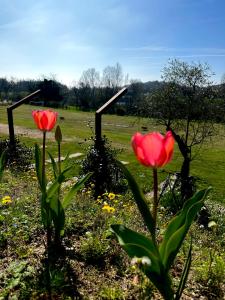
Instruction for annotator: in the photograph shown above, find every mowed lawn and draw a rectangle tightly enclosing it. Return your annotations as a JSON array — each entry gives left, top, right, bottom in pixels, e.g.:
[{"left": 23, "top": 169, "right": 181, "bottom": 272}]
[{"left": 1, "top": 104, "right": 225, "bottom": 204}]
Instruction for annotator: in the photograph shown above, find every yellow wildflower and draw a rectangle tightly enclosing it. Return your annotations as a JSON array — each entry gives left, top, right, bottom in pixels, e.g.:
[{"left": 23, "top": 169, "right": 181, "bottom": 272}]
[
  {"left": 108, "top": 193, "right": 115, "bottom": 200},
  {"left": 1, "top": 196, "right": 12, "bottom": 205},
  {"left": 102, "top": 203, "right": 115, "bottom": 213}
]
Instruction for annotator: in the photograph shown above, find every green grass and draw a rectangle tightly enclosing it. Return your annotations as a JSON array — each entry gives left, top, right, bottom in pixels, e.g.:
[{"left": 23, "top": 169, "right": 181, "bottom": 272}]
[{"left": 1, "top": 104, "right": 225, "bottom": 204}]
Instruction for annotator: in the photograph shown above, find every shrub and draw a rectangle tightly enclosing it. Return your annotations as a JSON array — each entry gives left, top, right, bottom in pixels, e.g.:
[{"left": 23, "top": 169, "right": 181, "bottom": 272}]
[
  {"left": 81, "top": 136, "right": 128, "bottom": 197},
  {"left": 0, "top": 137, "right": 33, "bottom": 173}
]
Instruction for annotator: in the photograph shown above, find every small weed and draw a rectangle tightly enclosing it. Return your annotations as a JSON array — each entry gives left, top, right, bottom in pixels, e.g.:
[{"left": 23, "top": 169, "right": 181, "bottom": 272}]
[
  {"left": 0, "top": 260, "right": 36, "bottom": 299},
  {"left": 80, "top": 231, "right": 110, "bottom": 264},
  {"left": 98, "top": 284, "right": 124, "bottom": 300}
]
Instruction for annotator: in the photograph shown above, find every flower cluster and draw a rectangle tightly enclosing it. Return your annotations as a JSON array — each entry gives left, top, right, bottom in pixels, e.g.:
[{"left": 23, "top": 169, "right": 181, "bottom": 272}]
[
  {"left": 97, "top": 192, "right": 125, "bottom": 213},
  {"left": 102, "top": 202, "right": 115, "bottom": 213},
  {"left": 1, "top": 195, "right": 12, "bottom": 205}
]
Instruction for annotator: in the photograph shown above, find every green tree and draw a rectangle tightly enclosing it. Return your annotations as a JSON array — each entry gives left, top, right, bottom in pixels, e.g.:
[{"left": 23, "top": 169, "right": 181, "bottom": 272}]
[
  {"left": 38, "top": 79, "right": 63, "bottom": 107},
  {"left": 144, "top": 59, "right": 215, "bottom": 200}
]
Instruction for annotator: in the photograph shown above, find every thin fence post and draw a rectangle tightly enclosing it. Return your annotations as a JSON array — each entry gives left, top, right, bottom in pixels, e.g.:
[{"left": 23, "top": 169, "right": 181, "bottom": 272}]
[
  {"left": 95, "top": 113, "right": 102, "bottom": 145},
  {"left": 95, "top": 87, "right": 127, "bottom": 147},
  {"left": 6, "top": 89, "right": 41, "bottom": 146},
  {"left": 7, "top": 108, "right": 14, "bottom": 146}
]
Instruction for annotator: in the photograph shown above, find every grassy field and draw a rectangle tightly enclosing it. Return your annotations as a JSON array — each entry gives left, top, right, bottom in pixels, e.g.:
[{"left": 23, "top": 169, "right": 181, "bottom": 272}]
[{"left": 1, "top": 104, "right": 225, "bottom": 204}]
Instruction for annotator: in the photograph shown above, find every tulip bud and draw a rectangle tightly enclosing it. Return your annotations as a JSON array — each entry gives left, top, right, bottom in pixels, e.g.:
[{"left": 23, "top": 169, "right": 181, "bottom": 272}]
[{"left": 55, "top": 125, "right": 62, "bottom": 143}]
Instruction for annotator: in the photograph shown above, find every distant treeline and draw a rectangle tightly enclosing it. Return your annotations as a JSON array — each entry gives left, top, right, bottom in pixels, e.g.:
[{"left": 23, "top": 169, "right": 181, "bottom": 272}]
[
  {"left": 1, "top": 62, "right": 225, "bottom": 121},
  {"left": 0, "top": 61, "right": 164, "bottom": 115}
]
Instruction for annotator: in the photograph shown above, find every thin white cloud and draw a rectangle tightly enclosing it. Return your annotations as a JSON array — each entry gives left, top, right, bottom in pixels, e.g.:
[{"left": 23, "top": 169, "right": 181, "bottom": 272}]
[{"left": 122, "top": 46, "right": 225, "bottom": 54}]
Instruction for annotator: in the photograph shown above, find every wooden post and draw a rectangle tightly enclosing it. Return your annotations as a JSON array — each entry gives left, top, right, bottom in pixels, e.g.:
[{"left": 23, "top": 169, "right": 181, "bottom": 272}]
[
  {"left": 7, "top": 89, "right": 41, "bottom": 146},
  {"left": 95, "top": 87, "right": 127, "bottom": 144},
  {"left": 95, "top": 113, "right": 102, "bottom": 144},
  {"left": 7, "top": 108, "right": 15, "bottom": 146}
]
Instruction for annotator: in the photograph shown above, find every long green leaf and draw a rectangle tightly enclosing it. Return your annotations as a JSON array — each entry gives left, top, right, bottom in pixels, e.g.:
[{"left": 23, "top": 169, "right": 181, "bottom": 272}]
[
  {"left": 175, "top": 239, "right": 192, "bottom": 300},
  {"left": 111, "top": 224, "right": 174, "bottom": 298},
  {"left": 163, "top": 200, "right": 204, "bottom": 271},
  {"left": 111, "top": 224, "right": 161, "bottom": 275},
  {"left": 159, "top": 188, "right": 210, "bottom": 260},
  {"left": 57, "top": 166, "right": 74, "bottom": 183},
  {"left": 47, "top": 151, "right": 59, "bottom": 179},
  {"left": 62, "top": 173, "right": 92, "bottom": 209},
  {"left": 51, "top": 208, "right": 65, "bottom": 234},
  {"left": 116, "top": 161, "right": 155, "bottom": 239},
  {"left": 61, "top": 151, "right": 70, "bottom": 169},
  {"left": 50, "top": 195, "right": 65, "bottom": 233},
  {"left": 40, "top": 193, "right": 49, "bottom": 227}
]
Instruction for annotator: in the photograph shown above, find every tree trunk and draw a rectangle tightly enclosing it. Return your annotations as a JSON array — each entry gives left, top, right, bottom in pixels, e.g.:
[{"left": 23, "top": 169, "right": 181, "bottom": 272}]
[
  {"left": 180, "top": 156, "right": 193, "bottom": 200},
  {"left": 167, "top": 127, "right": 193, "bottom": 201}
]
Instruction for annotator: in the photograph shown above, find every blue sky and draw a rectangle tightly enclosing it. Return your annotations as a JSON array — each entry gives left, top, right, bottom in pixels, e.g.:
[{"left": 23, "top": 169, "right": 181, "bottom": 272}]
[{"left": 0, "top": 0, "right": 225, "bottom": 86}]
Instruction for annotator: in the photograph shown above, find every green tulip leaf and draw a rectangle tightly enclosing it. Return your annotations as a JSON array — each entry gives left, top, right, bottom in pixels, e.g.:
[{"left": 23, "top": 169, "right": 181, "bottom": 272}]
[
  {"left": 159, "top": 188, "right": 210, "bottom": 261},
  {"left": 111, "top": 224, "right": 175, "bottom": 298},
  {"left": 162, "top": 198, "right": 205, "bottom": 271},
  {"left": 175, "top": 239, "right": 192, "bottom": 300},
  {"left": 57, "top": 166, "right": 74, "bottom": 183},
  {"left": 111, "top": 224, "right": 161, "bottom": 275},
  {"left": 50, "top": 198, "right": 65, "bottom": 233},
  {"left": 62, "top": 173, "right": 92, "bottom": 209},
  {"left": 40, "top": 193, "right": 49, "bottom": 227},
  {"left": 61, "top": 151, "right": 70, "bottom": 168},
  {"left": 116, "top": 161, "right": 155, "bottom": 238},
  {"left": 46, "top": 180, "right": 60, "bottom": 202},
  {"left": 47, "top": 151, "right": 59, "bottom": 179}
]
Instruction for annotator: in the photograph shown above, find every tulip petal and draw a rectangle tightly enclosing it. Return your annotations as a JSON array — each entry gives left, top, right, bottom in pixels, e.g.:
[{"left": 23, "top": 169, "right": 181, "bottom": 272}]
[
  {"left": 163, "top": 131, "right": 175, "bottom": 166},
  {"left": 132, "top": 133, "right": 146, "bottom": 164},
  {"left": 141, "top": 133, "right": 165, "bottom": 167}
]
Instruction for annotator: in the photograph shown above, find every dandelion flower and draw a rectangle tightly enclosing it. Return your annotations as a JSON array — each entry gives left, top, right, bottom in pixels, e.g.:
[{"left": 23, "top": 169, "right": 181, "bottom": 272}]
[
  {"left": 102, "top": 204, "right": 115, "bottom": 213},
  {"left": 1, "top": 196, "right": 12, "bottom": 205},
  {"left": 108, "top": 193, "right": 116, "bottom": 200}
]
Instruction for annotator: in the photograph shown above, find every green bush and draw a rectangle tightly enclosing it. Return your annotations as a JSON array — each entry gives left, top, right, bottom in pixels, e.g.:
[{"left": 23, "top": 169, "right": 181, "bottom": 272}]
[
  {"left": 81, "top": 136, "right": 128, "bottom": 197},
  {"left": 0, "top": 137, "right": 33, "bottom": 173}
]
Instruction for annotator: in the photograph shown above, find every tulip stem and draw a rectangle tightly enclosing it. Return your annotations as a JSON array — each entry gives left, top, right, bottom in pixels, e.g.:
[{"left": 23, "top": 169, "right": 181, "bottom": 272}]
[
  {"left": 42, "top": 131, "right": 52, "bottom": 299},
  {"left": 152, "top": 168, "right": 158, "bottom": 237},
  {"left": 42, "top": 131, "right": 46, "bottom": 186},
  {"left": 55, "top": 141, "right": 62, "bottom": 246}
]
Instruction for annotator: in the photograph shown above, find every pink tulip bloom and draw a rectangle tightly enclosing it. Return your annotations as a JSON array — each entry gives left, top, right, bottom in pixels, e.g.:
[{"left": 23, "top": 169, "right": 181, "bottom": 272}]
[
  {"left": 132, "top": 131, "right": 175, "bottom": 168},
  {"left": 32, "top": 110, "right": 58, "bottom": 132}
]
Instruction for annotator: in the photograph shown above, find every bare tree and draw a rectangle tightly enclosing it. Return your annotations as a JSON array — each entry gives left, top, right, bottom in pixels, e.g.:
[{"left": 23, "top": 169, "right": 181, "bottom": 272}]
[
  {"left": 221, "top": 73, "right": 225, "bottom": 84},
  {"left": 144, "top": 59, "right": 216, "bottom": 200},
  {"left": 79, "top": 68, "right": 100, "bottom": 88},
  {"left": 102, "top": 63, "right": 123, "bottom": 88}
]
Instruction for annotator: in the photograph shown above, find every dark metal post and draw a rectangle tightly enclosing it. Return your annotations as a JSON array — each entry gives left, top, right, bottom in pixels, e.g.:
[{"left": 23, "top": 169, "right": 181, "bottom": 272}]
[
  {"left": 7, "top": 108, "right": 15, "bottom": 145},
  {"left": 7, "top": 89, "right": 41, "bottom": 146},
  {"left": 95, "top": 87, "right": 127, "bottom": 145},
  {"left": 95, "top": 113, "right": 102, "bottom": 143}
]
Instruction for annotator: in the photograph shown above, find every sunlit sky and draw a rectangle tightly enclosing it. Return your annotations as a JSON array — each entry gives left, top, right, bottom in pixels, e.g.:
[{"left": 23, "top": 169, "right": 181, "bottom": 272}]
[{"left": 0, "top": 0, "right": 225, "bottom": 86}]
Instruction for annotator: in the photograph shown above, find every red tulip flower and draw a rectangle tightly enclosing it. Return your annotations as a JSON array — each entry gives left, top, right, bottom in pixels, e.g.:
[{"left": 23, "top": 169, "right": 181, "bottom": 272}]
[
  {"left": 132, "top": 131, "right": 174, "bottom": 168},
  {"left": 32, "top": 110, "right": 58, "bottom": 132},
  {"left": 132, "top": 131, "right": 175, "bottom": 236}
]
